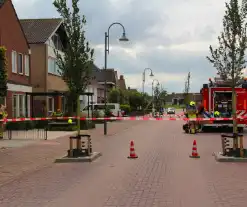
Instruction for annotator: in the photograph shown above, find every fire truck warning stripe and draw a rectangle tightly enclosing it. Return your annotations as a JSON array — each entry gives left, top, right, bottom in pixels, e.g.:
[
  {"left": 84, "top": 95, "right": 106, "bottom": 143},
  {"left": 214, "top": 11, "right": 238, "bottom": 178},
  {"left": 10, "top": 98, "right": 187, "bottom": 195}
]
[{"left": 1, "top": 116, "right": 247, "bottom": 122}]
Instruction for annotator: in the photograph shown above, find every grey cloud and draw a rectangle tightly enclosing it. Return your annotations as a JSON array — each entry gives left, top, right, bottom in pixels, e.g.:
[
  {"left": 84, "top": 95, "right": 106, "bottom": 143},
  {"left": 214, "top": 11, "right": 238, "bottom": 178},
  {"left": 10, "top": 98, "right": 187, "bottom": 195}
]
[
  {"left": 95, "top": 46, "right": 216, "bottom": 76},
  {"left": 13, "top": 0, "right": 224, "bottom": 93},
  {"left": 14, "top": 0, "right": 217, "bottom": 46},
  {"left": 93, "top": 45, "right": 216, "bottom": 93},
  {"left": 196, "top": 25, "right": 216, "bottom": 41}
]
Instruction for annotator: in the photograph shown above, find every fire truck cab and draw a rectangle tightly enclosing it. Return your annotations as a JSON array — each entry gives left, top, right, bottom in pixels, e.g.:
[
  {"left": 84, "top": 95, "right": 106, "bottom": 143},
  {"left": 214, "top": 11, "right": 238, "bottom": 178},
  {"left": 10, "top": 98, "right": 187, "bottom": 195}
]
[{"left": 200, "top": 77, "right": 247, "bottom": 132}]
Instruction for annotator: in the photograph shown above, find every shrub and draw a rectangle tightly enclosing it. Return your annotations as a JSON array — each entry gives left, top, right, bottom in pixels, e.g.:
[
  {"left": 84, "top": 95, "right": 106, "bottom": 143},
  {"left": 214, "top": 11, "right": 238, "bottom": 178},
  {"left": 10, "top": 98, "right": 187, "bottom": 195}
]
[
  {"left": 47, "top": 119, "right": 95, "bottom": 131},
  {"left": 105, "top": 106, "right": 112, "bottom": 117},
  {"left": 48, "top": 125, "right": 77, "bottom": 131},
  {"left": 93, "top": 110, "right": 100, "bottom": 118},
  {"left": 6, "top": 120, "right": 35, "bottom": 130},
  {"left": 120, "top": 104, "right": 131, "bottom": 114},
  {"left": 0, "top": 47, "right": 8, "bottom": 99}
]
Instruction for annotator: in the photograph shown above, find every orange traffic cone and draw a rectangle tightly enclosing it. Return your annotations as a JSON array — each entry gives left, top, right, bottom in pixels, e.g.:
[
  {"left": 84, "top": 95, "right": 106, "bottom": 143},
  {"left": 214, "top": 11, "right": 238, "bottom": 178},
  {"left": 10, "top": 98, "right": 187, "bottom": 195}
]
[
  {"left": 189, "top": 140, "right": 200, "bottom": 158},
  {"left": 128, "top": 140, "right": 138, "bottom": 159}
]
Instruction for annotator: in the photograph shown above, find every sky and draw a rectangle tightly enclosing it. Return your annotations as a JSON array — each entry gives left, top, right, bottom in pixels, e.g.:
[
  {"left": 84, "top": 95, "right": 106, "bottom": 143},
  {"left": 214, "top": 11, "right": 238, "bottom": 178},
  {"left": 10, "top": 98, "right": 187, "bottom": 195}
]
[{"left": 12, "top": 0, "right": 237, "bottom": 94}]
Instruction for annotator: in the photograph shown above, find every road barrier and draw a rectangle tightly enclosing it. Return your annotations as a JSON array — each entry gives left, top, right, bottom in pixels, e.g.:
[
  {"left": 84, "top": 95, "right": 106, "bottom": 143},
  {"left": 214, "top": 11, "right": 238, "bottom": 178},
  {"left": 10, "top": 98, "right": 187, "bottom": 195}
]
[{"left": 0, "top": 116, "right": 247, "bottom": 122}]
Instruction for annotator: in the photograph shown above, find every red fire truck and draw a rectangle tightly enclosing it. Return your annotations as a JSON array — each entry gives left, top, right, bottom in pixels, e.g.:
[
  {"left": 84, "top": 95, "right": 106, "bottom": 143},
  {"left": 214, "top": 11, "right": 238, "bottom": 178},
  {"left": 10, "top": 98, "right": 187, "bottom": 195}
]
[{"left": 199, "top": 77, "right": 247, "bottom": 132}]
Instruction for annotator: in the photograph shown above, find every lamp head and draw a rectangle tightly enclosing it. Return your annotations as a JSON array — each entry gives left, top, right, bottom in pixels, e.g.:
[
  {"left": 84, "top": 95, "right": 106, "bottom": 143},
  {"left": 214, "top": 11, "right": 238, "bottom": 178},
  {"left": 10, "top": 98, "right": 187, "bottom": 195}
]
[
  {"left": 119, "top": 32, "right": 129, "bottom": 41},
  {"left": 150, "top": 71, "right": 154, "bottom": 77}
]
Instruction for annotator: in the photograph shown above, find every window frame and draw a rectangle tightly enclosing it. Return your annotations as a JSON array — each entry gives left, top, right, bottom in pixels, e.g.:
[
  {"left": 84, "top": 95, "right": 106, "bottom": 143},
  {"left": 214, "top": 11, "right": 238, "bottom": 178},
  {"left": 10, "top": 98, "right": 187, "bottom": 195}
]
[
  {"left": 17, "top": 53, "right": 23, "bottom": 74},
  {"left": 18, "top": 94, "right": 25, "bottom": 117},
  {"left": 24, "top": 55, "right": 30, "bottom": 76},
  {"left": 52, "top": 33, "right": 64, "bottom": 51},
  {"left": 48, "top": 97, "right": 54, "bottom": 113},
  {"left": 48, "top": 57, "right": 60, "bottom": 76},
  {"left": 11, "top": 51, "right": 17, "bottom": 73},
  {"left": 12, "top": 94, "right": 18, "bottom": 118},
  {"left": 12, "top": 94, "right": 30, "bottom": 118}
]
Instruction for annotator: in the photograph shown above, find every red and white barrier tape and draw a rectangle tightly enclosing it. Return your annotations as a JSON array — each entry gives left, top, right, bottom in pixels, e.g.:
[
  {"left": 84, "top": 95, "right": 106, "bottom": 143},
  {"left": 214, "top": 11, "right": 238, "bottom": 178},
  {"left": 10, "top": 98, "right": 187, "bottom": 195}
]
[{"left": 0, "top": 116, "right": 247, "bottom": 122}]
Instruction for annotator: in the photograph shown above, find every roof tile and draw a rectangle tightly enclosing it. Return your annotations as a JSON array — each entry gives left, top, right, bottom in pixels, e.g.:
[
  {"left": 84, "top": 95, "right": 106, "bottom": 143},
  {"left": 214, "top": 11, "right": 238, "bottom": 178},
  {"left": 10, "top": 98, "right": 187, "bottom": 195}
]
[{"left": 19, "top": 18, "right": 63, "bottom": 44}]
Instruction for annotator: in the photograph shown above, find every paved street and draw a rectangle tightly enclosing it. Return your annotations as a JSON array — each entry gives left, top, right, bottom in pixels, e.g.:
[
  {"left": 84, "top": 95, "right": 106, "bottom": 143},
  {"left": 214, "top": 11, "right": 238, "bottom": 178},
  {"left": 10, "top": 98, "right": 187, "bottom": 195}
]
[{"left": 1, "top": 120, "right": 247, "bottom": 207}]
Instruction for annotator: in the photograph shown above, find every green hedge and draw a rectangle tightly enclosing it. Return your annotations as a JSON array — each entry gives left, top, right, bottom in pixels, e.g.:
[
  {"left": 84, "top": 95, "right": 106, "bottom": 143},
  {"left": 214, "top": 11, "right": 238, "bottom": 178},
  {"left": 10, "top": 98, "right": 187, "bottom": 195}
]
[
  {"left": 48, "top": 125, "right": 77, "bottom": 131},
  {"left": 48, "top": 120, "right": 96, "bottom": 131},
  {"left": 5, "top": 119, "right": 50, "bottom": 130},
  {"left": 5, "top": 119, "right": 96, "bottom": 131}
]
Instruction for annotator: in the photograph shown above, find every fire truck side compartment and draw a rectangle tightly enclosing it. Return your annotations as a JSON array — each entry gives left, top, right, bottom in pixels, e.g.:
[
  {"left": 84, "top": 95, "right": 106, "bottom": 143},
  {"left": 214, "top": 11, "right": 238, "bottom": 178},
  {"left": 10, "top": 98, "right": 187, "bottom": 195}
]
[{"left": 200, "top": 82, "right": 247, "bottom": 131}]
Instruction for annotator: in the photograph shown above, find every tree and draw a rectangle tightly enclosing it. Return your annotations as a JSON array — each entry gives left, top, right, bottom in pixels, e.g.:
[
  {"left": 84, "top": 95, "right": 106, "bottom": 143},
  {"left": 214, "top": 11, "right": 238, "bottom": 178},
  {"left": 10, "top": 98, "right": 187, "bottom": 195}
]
[
  {"left": 0, "top": 47, "right": 8, "bottom": 104},
  {"left": 108, "top": 88, "right": 120, "bottom": 103},
  {"left": 108, "top": 88, "right": 129, "bottom": 104},
  {"left": 53, "top": 0, "right": 94, "bottom": 134},
  {"left": 207, "top": 0, "right": 247, "bottom": 147},
  {"left": 119, "top": 89, "right": 129, "bottom": 104},
  {"left": 128, "top": 90, "right": 142, "bottom": 110},
  {"left": 153, "top": 85, "right": 164, "bottom": 111}
]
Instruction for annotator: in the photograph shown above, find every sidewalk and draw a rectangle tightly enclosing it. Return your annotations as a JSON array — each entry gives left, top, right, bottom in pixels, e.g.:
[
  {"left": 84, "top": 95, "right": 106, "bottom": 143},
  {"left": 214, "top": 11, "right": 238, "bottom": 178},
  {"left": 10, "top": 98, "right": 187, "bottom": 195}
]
[{"left": 0, "top": 120, "right": 141, "bottom": 187}]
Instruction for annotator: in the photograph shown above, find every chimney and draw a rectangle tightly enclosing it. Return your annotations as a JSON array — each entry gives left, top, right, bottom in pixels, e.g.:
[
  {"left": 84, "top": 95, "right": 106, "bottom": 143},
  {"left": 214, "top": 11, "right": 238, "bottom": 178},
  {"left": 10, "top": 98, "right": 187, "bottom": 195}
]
[{"left": 120, "top": 75, "right": 124, "bottom": 80}]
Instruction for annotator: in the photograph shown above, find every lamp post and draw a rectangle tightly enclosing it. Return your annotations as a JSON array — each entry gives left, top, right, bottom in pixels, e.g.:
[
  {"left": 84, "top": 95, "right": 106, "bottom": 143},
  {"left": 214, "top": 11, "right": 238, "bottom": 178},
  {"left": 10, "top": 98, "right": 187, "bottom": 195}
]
[
  {"left": 152, "top": 79, "right": 160, "bottom": 116},
  {"left": 142, "top": 68, "right": 154, "bottom": 115},
  {"left": 104, "top": 22, "right": 129, "bottom": 135}
]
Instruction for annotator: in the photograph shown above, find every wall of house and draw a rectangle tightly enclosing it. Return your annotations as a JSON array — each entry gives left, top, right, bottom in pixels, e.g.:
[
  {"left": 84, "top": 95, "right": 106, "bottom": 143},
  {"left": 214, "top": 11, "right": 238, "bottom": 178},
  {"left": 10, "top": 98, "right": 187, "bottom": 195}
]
[
  {"left": 0, "top": 0, "right": 32, "bottom": 118},
  {"left": 79, "top": 85, "right": 98, "bottom": 108},
  {"left": 0, "top": 0, "right": 31, "bottom": 86},
  {"left": 30, "top": 44, "right": 47, "bottom": 92},
  {"left": 46, "top": 42, "right": 68, "bottom": 92},
  {"left": 47, "top": 75, "right": 68, "bottom": 92}
]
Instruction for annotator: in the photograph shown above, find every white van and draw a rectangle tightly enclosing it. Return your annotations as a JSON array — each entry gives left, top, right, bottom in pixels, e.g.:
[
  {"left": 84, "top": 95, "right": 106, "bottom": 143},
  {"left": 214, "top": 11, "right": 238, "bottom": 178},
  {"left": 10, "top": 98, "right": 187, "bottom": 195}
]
[{"left": 82, "top": 103, "right": 122, "bottom": 117}]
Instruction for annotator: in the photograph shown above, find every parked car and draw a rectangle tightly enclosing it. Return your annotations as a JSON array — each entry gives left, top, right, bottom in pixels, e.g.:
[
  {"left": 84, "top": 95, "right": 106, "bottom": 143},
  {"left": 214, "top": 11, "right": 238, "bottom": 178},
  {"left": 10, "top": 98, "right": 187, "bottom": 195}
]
[{"left": 167, "top": 108, "right": 175, "bottom": 114}]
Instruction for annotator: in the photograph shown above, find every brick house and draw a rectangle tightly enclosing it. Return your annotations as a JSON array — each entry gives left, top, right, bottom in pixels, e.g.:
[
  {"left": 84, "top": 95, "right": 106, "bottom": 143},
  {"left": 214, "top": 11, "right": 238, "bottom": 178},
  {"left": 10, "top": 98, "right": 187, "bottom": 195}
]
[
  {"left": 0, "top": 0, "right": 32, "bottom": 118},
  {"left": 79, "top": 64, "right": 102, "bottom": 108},
  {"left": 96, "top": 68, "right": 118, "bottom": 103},
  {"left": 20, "top": 18, "right": 68, "bottom": 116}
]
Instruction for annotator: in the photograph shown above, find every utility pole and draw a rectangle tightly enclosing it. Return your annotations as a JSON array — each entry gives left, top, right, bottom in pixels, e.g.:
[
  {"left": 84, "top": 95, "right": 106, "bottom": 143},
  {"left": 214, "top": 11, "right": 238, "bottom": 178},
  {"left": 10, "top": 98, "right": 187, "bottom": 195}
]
[{"left": 184, "top": 72, "right": 190, "bottom": 105}]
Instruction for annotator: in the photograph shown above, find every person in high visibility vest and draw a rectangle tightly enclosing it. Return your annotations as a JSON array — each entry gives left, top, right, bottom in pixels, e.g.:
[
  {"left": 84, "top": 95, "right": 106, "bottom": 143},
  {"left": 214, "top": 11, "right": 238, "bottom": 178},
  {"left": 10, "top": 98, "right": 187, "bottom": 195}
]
[
  {"left": 214, "top": 110, "right": 220, "bottom": 117},
  {"left": 187, "top": 101, "right": 197, "bottom": 134}
]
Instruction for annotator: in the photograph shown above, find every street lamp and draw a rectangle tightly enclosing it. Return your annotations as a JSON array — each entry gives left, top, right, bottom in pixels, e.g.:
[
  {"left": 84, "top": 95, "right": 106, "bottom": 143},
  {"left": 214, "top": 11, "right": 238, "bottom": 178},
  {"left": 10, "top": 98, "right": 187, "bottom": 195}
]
[
  {"left": 152, "top": 79, "right": 160, "bottom": 115},
  {"left": 142, "top": 68, "right": 154, "bottom": 115},
  {"left": 104, "top": 22, "right": 129, "bottom": 135}
]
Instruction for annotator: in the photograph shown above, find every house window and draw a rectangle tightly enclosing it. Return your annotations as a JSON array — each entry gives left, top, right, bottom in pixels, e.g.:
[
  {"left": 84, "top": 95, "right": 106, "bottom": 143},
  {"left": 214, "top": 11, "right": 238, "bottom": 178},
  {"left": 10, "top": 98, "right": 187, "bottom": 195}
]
[
  {"left": 11, "top": 51, "right": 17, "bottom": 73},
  {"left": 19, "top": 94, "right": 25, "bottom": 117},
  {"left": 48, "top": 97, "right": 54, "bottom": 113},
  {"left": 24, "top": 55, "right": 30, "bottom": 76},
  {"left": 48, "top": 58, "right": 54, "bottom": 73},
  {"left": 12, "top": 94, "right": 29, "bottom": 118},
  {"left": 12, "top": 94, "right": 18, "bottom": 117},
  {"left": 48, "top": 57, "right": 60, "bottom": 75},
  {"left": 27, "top": 95, "right": 31, "bottom": 117},
  {"left": 52, "top": 34, "right": 58, "bottom": 48},
  {"left": 17, "top": 53, "right": 23, "bottom": 74},
  {"left": 52, "top": 33, "right": 63, "bottom": 51}
]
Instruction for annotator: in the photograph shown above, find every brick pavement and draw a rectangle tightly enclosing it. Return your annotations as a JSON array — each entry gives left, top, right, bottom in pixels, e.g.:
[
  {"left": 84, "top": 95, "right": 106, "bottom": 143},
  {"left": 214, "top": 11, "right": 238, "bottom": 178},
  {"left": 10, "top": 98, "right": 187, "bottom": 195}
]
[
  {"left": 0, "top": 120, "right": 141, "bottom": 187},
  {"left": 1, "top": 121, "right": 247, "bottom": 206}
]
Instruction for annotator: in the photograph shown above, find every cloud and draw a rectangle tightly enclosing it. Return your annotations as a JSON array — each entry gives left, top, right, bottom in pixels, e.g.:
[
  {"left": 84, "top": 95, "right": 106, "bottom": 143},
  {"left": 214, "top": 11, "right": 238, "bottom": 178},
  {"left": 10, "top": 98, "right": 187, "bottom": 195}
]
[{"left": 12, "top": 0, "right": 230, "bottom": 93}]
